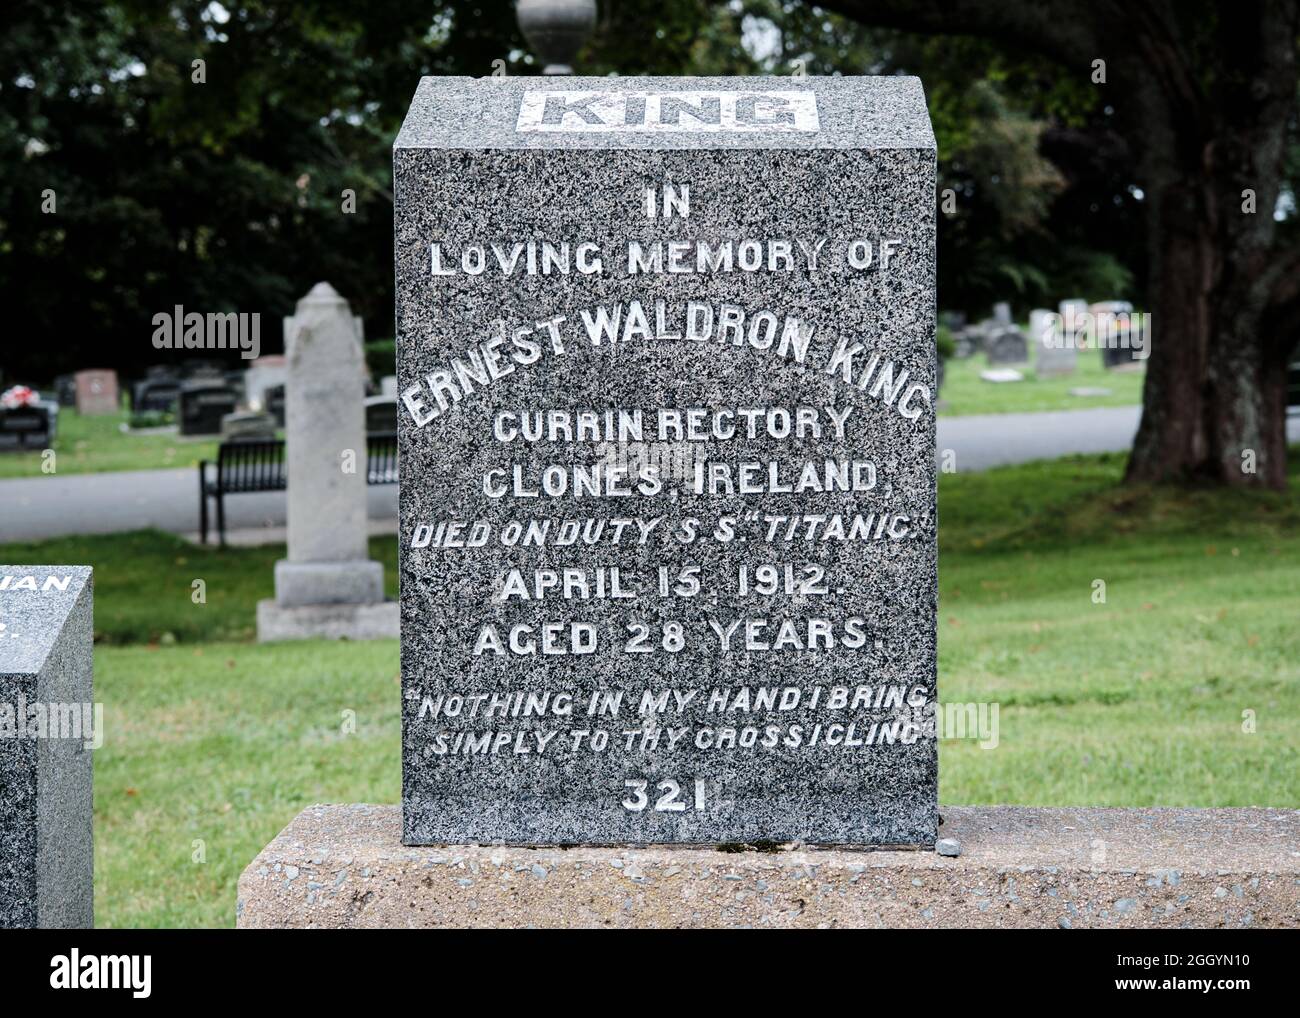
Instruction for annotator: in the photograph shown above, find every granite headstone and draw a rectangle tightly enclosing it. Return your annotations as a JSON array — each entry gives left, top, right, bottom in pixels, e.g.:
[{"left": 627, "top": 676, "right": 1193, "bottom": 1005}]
[
  {"left": 0, "top": 406, "right": 51, "bottom": 451},
  {"left": 73, "top": 370, "right": 119, "bottom": 415},
  {"left": 395, "top": 77, "right": 938, "bottom": 846},
  {"left": 985, "top": 326, "right": 1028, "bottom": 366},
  {"left": 0, "top": 566, "right": 94, "bottom": 928},
  {"left": 178, "top": 380, "right": 239, "bottom": 436}
]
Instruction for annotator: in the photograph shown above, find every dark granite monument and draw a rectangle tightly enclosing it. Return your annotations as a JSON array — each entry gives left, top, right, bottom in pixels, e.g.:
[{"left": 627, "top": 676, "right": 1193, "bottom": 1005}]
[
  {"left": 0, "top": 405, "right": 52, "bottom": 452},
  {"left": 178, "top": 380, "right": 239, "bottom": 436},
  {"left": 0, "top": 566, "right": 94, "bottom": 928},
  {"left": 395, "top": 77, "right": 938, "bottom": 846}
]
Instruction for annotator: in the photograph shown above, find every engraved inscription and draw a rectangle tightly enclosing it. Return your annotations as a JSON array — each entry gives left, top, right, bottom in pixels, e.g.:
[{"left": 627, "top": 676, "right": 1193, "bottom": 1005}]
[{"left": 516, "top": 91, "right": 821, "bottom": 133}]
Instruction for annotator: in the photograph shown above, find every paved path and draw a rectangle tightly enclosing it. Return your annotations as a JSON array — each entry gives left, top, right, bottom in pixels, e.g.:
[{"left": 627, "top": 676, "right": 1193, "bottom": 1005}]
[{"left": 2, "top": 407, "right": 1296, "bottom": 544}]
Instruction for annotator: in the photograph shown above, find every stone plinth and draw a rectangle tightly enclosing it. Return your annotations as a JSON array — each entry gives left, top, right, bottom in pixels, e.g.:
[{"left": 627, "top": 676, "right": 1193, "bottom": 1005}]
[{"left": 236, "top": 804, "right": 1299, "bottom": 929}]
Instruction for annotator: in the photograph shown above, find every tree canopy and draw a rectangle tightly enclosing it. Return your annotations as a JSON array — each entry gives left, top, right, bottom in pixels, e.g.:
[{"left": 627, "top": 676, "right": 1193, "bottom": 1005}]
[{"left": 1, "top": 0, "right": 1168, "bottom": 383}]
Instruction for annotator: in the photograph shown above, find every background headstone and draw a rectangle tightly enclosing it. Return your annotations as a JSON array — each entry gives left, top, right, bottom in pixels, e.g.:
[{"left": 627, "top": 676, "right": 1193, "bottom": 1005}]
[
  {"left": 133, "top": 379, "right": 181, "bottom": 414},
  {"left": 395, "top": 76, "right": 938, "bottom": 846},
  {"left": 1058, "top": 298, "right": 1089, "bottom": 349},
  {"left": 985, "top": 326, "right": 1028, "bottom": 365},
  {"left": 257, "top": 284, "right": 395, "bottom": 640},
  {"left": 0, "top": 406, "right": 51, "bottom": 451},
  {"left": 73, "top": 371, "right": 119, "bottom": 416},
  {"left": 243, "top": 355, "right": 287, "bottom": 413},
  {"left": 363, "top": 395, "right": 397, "bottom": 435},
  {"left": 53, "top": 375, "right": 77, "bottom": 409},
  {"left": 1030, "top": 307, "right": 1075, "bottom": 377},
  {"left": 263, "top": 384, "right": 286, "bottom": 427},
  {"left": 178, "top": 380, "right": 239, "bottom": 436},
  {"left": 0, "top": 566, "right": 94, "bottom": 928},
  {"left": 220, "top": 410, "right": 278, "bottom": 442}
]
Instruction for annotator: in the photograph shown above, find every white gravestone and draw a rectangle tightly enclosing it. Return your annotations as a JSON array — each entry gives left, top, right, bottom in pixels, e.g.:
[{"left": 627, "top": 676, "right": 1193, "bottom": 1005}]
[{"left": 256, "top": 283, "right": 396, "bottom": 640}]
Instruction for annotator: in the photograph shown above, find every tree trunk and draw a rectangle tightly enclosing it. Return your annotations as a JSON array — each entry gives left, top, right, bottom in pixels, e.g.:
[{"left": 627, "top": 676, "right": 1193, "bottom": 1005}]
[{"left": 1125, "top": 183, "right": 1291, "bottom": 491}]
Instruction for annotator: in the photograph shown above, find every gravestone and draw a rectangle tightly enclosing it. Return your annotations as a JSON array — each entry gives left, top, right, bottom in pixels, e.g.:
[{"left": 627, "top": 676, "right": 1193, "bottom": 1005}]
[
  {"left": 243, "top": 355, "right": 287, "bottom": 414},
  {"left": 1030, "top": 307, "right": 1075, "bottom": 377},
  {"left": 178, "top": 380, "right": 239, "bottom": 436},
  {"left": 53, "top": 375, "right": 77, "bottom": 409},
  {"left": 0, "top": 406, "right": 51, "bottom": 451},
  {"left": 73, "top": 370, "right": 119, "bottom": 415},
  {"left": 263, "top": 384, "right": 286, "bottom": 427},
  {"left": 985, "top": 326, "right": 1028, "bottom": 366},
  {"left": 181, "top": 359, "right": 225, "bottom": 380},
  {"left": 992, "top": 301, "right": 1012, "bottom": 326},
  {"left": 1058, "top": 298, "right": 1089, "bottom": 349},
  {"left": 364, "top": 395, "right": 397, "bottom": 435},
  {"left": 222, "top": 369, "right": 247, "bottom": 404},
  {"left": 0, "top": 566, "right": 94, "bottom": 928},
  {"left": 283, "top": 314, "right": 364, "bottom": 368},
  {"left": 220, "top": 410, "right": 277, "bottom": 442},
  {"left": 256, "top": 284, "right": 396, "bottom": 641},
  {"left": 395, "top": 77, "right": 938, "bottom": 846},
  {"left": 134, "top": 379, "right": 181, "bottom": 414},
  {"left": 1093, "top": 302, "right": 1146, "bottom": 370}
]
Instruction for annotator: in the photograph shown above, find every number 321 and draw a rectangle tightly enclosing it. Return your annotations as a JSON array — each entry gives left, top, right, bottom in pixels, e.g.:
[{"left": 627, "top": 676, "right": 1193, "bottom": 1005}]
[{"left": 623, "top": 778, "right": 710, "bottom": 812}]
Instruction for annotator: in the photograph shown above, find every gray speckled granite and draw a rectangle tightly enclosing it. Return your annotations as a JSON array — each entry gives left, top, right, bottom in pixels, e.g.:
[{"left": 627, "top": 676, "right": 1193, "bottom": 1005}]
[
  {"left": 396, "top": 76, "right": 937, "bottom": 846},
  {"left": 0, "top": 566, "right": 93, "bottom": 928}
]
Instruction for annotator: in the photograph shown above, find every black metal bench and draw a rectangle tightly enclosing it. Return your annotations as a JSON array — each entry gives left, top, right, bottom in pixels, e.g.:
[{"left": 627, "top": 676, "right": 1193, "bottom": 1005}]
[{"left": 198, "top": 433, "right": 398, "bottom": 545}]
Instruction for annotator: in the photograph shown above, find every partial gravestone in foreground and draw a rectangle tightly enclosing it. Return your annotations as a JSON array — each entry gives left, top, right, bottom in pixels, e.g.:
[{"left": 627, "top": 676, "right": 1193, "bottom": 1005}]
[
  {"left": 395, "top": 77, "right": 938, "bottom": 845},
  {"left": 256, "top": 284, "right": 396, "bottom": 641},
  {"left": 0, "top": 566, "right": 94, "bottom": 928}
]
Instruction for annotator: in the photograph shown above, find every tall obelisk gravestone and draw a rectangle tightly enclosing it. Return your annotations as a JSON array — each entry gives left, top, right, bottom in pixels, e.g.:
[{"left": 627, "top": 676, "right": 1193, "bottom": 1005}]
[
  {"left": 395, "top": 77, "right": 937, "bottom": 845},
  {"left": 0, "top": 566, "right": 94, "bottom": 927},
  {"left": 257, "top": 283, "right": 396, "bottom": 641}
]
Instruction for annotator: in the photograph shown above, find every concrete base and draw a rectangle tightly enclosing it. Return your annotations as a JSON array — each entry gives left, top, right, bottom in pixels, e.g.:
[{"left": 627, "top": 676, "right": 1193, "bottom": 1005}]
[
  {"left": 273, "top": 559, "right": 383, "bottom": 607},
  {"left": 236, "top": 804, "right": 1299, "bottom": 928},
  {"left": 255, "top": 600, "right": 398, "bottom": 642}
]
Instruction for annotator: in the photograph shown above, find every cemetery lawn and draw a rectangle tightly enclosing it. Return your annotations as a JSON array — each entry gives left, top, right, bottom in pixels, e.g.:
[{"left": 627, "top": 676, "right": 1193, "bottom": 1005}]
[
  {"left": 0, "top": 410, "right": 221, "bottom": 478},
  {"left": 2, "top": 452, "right": 1297, "bottom": 926},
  {"left": 938, "top": 353, "right": 1145, "bottom": 416}
]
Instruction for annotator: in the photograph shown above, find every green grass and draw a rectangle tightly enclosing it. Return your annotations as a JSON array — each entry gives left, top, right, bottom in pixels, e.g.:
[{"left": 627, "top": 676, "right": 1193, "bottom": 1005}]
[
  {"left": 936, "top": 452, "right": 1299, "bottom": 807},
  {"left": 0, "top": 531, "right": 398, "bottom": 644},
  {"left": 94, "top": 640, "right": 399, "bottom": 927},
  {"left": 938, "top": 350, "right": 1145, "bottom": 416},
  {"left": 0, "top": 409, "right": 223, "bottom": 478},
  {"left": 2, "top": 450, "right": 1297, "bottom": 926}
]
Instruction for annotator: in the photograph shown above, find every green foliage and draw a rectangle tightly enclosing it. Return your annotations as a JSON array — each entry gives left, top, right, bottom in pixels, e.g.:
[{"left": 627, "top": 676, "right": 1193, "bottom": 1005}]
[
  {"left": 1, "top": 0, "right": 1154, "bottom": 386},
  {"left": 935, "top": 324, "right": 955, "bottom": 361}
]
